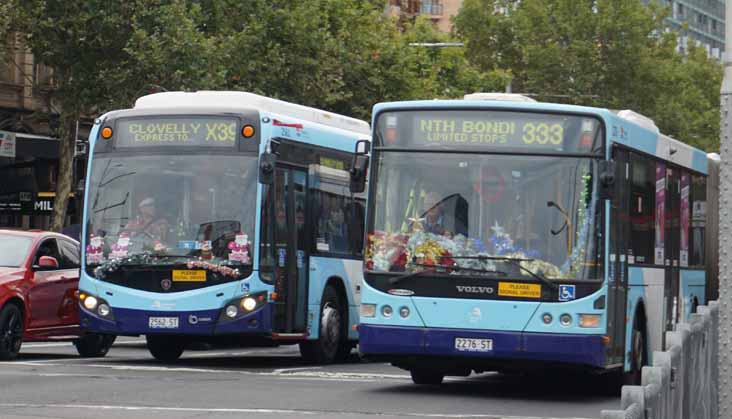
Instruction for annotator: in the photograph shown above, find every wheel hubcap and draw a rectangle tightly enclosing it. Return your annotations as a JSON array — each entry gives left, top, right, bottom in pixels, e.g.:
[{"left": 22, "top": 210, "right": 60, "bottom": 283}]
[{"left": 321, "top": 304, "right": 340, "bottom": 356}]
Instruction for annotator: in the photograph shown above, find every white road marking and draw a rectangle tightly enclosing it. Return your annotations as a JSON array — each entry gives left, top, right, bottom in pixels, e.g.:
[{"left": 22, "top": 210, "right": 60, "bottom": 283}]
[
  {"left": 0, "top": 361, "right": 412, "bottom": 382},
  {"left": 272, "top": 366, "right": 321, "bottom": 374},
  {"left": 0, "top": 403, "right": 596, "bottom": 418},
  {"left": 22, "top": 339, "right": 146, "bottom": 348}
]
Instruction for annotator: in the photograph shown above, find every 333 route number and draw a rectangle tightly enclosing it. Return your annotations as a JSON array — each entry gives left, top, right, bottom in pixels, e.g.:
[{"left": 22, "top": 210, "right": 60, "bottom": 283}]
[{"left": 522, "top": 123, "right": 564, "bottom": 145}]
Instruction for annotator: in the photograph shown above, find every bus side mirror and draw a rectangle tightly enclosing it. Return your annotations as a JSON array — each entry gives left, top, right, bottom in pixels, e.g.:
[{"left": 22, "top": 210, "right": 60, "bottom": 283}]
[
  {"left": 599, "top": 160, "right": 616, "bottom": 200},
  {"left": 350, "top": 155, "right": 369, "bottom": 193},
  {"left": 259, "top": 153, "right": 277, "bottom": 185}
]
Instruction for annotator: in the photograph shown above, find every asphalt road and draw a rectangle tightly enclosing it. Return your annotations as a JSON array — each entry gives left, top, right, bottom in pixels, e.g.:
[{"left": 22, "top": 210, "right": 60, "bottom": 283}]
[{"left": 0, "top": 338, "right": 619, "bottom": 419}]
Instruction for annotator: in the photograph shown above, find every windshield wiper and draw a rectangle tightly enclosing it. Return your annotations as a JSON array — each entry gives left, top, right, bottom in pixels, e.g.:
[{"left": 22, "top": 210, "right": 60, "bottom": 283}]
[
  {"left": 389, "top": 267, "right": 437, "bottom": 285},
  {"left": 445, "top": 255, "right": 557, "bottom": 290},
  {"left": 414, "top": 262, "right": 507, "bottom": 277}
]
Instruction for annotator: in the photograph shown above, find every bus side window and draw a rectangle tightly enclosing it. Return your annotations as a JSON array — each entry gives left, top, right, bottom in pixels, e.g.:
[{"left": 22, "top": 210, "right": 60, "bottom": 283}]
[
  {"left": 629, "top": 153, "right": 655, "bottom": 264},
  {"left": 690, "top": 175, "right": 706, "bottom": 266}
]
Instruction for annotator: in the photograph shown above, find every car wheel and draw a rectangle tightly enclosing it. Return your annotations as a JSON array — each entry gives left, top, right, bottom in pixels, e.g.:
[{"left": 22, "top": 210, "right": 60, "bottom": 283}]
[
  {"left": 0, "top": 304, "right": 23, "bottom": 361},
  {"left": 410, "top": 369, "right": 444, "bottom": 385},
  {"left": 146, "top": 335, "right": 185, "bottom": 362},
  {"left": 299, "top": 286, "right": 346, "bottom": 364},
  {"left": 74, "top": 333, "right": 116, "bottom": 358}
]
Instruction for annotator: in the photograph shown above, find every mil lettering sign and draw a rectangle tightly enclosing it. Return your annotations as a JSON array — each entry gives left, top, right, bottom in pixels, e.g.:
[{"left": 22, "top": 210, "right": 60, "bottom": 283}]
[
  {"left": 378, "top": 110, "right": 601, "bottom": 153},
  {"left": 116, "top": 117, "right": 238, "bottom": 148}
]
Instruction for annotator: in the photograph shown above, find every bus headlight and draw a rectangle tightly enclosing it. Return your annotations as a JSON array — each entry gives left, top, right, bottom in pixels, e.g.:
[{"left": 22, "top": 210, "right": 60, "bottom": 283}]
[
  {"left": 579, "top": 314, "right": 601, "bottom": 328},
  {"left": 559, "top": 313, "right": 572, "bottom": 327},
  {"left": 360, "top": 304, "right": 376, "bottom": 318},
  {"left": 83, "top": 296, "right": 98, "bottom": 311},
  {"left": 241, "top": 297, "right": 257, "bottom": 312},
  {"left": 399, "top": 307, "right": 410, "bottom": 318},
  {"left": 381, "top": 305, "right": 393, "bottom": 318},
  {"left": 225, "top": 305, "right": 239, "bottom": 318},
  {"left": 542, "top": 313, "right": 553, "bottom": 324},
  {"left": 98, "top": 303, "right": 111, "bottom": 317},
  {"left": 79, "top": 292, "right": 114, "bottom": 320}
]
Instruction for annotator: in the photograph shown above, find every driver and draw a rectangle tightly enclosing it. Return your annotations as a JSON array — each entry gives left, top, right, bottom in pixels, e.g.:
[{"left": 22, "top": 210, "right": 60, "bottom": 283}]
[
  {"left": 421, "top": 192, "right": 449, "bottom": 236},
  {"left": 125, "top": 197, "right": 170, "bottom": 243}
]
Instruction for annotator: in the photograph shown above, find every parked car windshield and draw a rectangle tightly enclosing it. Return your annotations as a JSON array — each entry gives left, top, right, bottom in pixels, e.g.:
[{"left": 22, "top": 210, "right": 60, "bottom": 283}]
[{"left": 0, "top": 235, "right": 33, "bottom": 267}]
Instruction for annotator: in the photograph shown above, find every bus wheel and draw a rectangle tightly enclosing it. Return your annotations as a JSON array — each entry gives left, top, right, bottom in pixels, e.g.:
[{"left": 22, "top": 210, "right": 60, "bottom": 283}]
[
  {"left": 410, "top": 369, "right": 444, "bottom": 385},
  {"left": 74, "top": 333, "right": 116, "bottom": 357},
  {"left": 0, "top": 304, "right": 23, "bottom": 361},
  {"left": 299, "top": 286, "right": 344, "bottom": 364},
  {"left": 146, "top": 335, "right": 184, "bottom": 362},
  {"left": 624, "top": 323, "right": 646, "bottom": 385}
]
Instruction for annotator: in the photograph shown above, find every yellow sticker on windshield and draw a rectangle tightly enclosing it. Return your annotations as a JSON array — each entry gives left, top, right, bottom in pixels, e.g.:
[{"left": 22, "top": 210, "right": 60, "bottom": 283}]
[
  {"left": 498, "top": 282, "right": 541, "bottom": 299},
  {"left": 172, "top": 270, "right": 206, "bottom": 282}
]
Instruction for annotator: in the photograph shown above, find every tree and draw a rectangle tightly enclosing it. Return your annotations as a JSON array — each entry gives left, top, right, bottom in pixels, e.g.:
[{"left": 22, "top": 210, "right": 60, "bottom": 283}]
[
  {"left": 453, "top": 0, "right": 723, "bottom": 151},
  {"left": 13, "top": 0, "right": 230, "bottom": 231}
]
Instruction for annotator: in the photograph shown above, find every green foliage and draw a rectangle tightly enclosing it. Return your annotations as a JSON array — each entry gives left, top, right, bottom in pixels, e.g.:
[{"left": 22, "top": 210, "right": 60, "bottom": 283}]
[{"left": 454, "top": 0, "right": 723, "bottom": 151}]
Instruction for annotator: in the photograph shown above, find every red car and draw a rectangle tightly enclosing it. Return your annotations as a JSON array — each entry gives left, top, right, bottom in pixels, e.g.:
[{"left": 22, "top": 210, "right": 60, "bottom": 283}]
[{"left": 0, "top": 229, "right": 115, "bottom": 360}]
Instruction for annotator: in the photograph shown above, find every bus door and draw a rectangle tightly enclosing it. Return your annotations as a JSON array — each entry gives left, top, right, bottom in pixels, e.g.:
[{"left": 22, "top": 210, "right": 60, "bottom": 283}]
[
  {"left": 272, "top": 166, "right": 309, "bottom": 334},
  {"left": 608, "top": 148, "right": 629, "bottom": 365},
  {"left": 664, "top": 168, "right": 681, "bottom": 337}
]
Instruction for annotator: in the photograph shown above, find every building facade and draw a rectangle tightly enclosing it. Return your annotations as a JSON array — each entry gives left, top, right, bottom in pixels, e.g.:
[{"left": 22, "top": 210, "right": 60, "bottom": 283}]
[
  {"left": 650, "top": 0, "right": 726, "bottom": 59},
  {"left": 387, "top": 1, "right": 726, "bottom": 60},
  {"left": 0, "top": 33, "right": 88, "bottom": 231},
  {"left": 386, "top": 0, "right": 463, "bottom": 32}
]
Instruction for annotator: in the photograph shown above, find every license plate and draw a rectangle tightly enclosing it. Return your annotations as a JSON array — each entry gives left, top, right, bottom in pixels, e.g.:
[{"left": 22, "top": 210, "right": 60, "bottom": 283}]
[
  {"left": 148, "top": 317, "right": 179, "bottom": 329},
  {"left": 172, "top": 270, "right": 206, "bottom": 282},
  {"left": 454, "top": 337, "right": 493, "bottom": 352}
]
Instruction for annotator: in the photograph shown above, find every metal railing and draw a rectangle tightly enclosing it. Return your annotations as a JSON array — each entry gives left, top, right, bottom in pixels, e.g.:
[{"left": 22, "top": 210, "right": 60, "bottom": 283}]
[{"left": 601, "top": 301, "right": 719, "bottom": 419}]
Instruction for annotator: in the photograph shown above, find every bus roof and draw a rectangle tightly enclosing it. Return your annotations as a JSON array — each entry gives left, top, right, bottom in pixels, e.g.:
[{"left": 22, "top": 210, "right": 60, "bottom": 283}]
[{"left": 135, "top": 91, "right": 371, "bottom": 136}]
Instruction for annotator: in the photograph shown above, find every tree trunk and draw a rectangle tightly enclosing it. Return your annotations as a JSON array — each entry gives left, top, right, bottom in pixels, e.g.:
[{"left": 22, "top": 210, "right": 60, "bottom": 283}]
[{"left": 50, "top": 114, "right": 78, "bottom": 232}]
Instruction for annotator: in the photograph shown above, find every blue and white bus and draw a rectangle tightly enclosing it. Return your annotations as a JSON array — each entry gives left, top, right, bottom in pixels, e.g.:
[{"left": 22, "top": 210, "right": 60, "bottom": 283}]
[
  {"left": 78, "top": 91, "right": 370, "bottom": 363},
  {"left": 358, "top": 93, "right": 719, "bottom": 384}
]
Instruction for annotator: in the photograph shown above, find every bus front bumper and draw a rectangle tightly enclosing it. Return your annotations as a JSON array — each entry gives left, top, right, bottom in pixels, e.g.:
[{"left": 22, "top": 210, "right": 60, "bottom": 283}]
[
  {"left": 80, "top": 303, "right": 273, "bottom": 336},
  {"left": 358, "top": 324, "right": 606, "bottom": 369}
]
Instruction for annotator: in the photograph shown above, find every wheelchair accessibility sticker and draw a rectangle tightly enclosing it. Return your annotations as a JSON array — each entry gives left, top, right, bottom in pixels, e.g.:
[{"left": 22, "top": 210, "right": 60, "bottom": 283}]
[{"left": 559, "top": 285, "right": 576, "bottom": 302}]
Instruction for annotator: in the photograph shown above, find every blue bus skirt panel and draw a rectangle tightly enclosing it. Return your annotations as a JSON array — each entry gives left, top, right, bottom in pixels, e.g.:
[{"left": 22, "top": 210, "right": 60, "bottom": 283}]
[
  {"left": 359, "top": 324, "right": 606, "bottom": 369},
  {"left": 80, "top": 302, "right": 273, "bottom": 336}
]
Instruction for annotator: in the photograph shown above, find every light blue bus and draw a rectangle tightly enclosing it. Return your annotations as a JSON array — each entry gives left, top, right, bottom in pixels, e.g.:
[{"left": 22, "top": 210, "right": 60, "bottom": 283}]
[
  {"left": 358, "top": 93, "right": 719, "bottom": 384},
  {"left": 78, "top": 91, "right": 370, "bottom": 363}
]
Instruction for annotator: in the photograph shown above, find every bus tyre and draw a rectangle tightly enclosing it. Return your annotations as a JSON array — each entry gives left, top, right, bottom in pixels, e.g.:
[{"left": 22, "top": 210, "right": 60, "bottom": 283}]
[
  {"left": 146, "top": 335, "right": 184, "bottom": 362},
  {"left": 624, "top": 322, "right": 646, "bottom": 385},
  {"left": 299, "top": 286, "right": 345, "bottom": 364},
  {"left": 74, "top": 333, "right": 116, "bottom": 357},
  {"left": 0, "top": 304, "right": 23, "bottom": 361},
  {"left": 410, "top": 369, "right": 444, "bottom": 385}
]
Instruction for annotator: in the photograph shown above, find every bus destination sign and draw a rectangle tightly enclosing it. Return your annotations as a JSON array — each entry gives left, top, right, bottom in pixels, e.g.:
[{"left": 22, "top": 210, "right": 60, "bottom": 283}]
[
  {"left": 378, "top": 111, "right": 601, "bottom": 153},
  {"left": 115, "top": 117, "right": 238, "bottom": 148}
]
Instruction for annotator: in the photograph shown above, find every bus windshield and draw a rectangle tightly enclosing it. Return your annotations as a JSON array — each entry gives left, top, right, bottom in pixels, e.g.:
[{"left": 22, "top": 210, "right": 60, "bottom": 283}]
[
  {"left": 367, "top": 123, "right": 603, "bottom": 282},
  {"left": 85, "top": 153, "right": 258, "bottom": 270}
]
